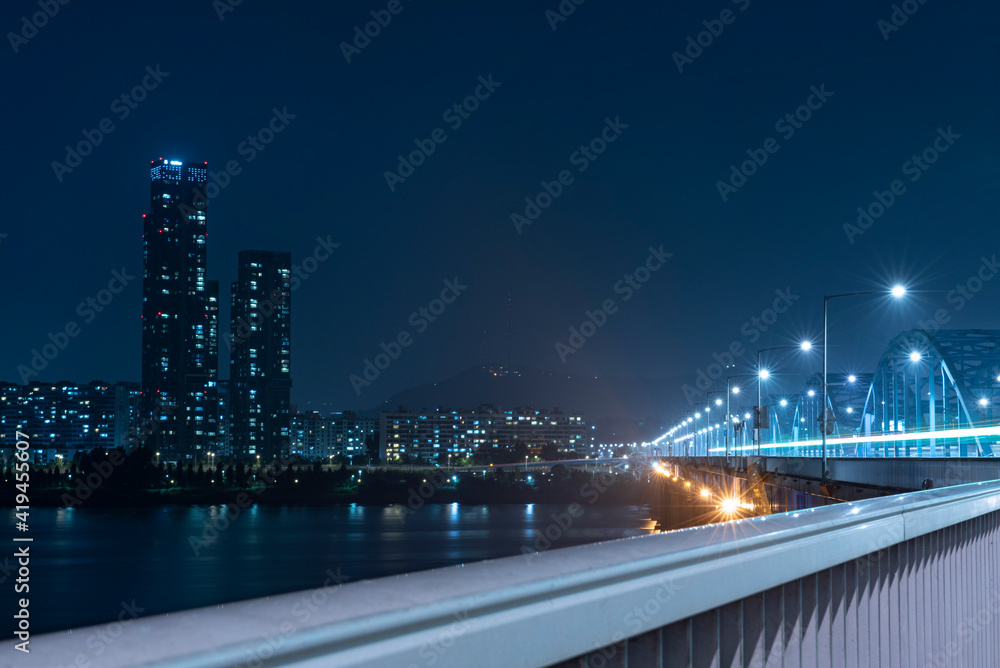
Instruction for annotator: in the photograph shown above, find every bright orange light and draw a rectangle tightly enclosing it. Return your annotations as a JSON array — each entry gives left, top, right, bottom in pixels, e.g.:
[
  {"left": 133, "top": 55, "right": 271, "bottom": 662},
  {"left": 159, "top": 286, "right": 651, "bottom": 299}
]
[
  {"left": 700, "top": 488, "right": 710, "bottom": 498},
  {"left": 719, "top": 497, "right": 754, "bottom": 514}
]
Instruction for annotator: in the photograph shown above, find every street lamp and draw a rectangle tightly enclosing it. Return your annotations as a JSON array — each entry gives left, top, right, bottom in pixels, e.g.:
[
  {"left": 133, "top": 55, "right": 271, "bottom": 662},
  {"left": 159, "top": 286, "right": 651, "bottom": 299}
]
[
  {"left": 822, "top": 286, "right": 906, "bottom": 475},
  {"left": 756, "top": 341, "right": 813, "bottom": 454},
  {"left": 978, "top": 397, "right": 991, "bottom": 430},
  {"left": 694, "top": 412, "right": 702, "bottom": 455},
  {"left": 726, "top": 375, "right": 755, "bottom": 458},
  {"left": 704, "top": 391, "right": 727, "bottom": 454},
  {"left": 979, "top": 396, "right": 993, "bottom": 427},
  {"left": 904, "top": 350, "right": 924, "bottom": 456}
]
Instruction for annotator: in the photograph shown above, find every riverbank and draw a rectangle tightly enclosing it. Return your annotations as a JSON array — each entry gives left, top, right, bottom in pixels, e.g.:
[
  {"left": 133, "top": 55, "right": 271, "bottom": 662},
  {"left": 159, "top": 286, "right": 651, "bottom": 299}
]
[{"left": 6, "top": 467, "right": 653, "bottom": 508}]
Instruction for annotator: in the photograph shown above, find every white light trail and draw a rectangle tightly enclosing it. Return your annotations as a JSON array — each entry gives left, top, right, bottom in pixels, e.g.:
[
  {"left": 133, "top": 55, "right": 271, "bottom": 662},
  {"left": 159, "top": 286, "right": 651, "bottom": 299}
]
[{"left": 708, "top": 424, "right": 1000, "bottom": 453}]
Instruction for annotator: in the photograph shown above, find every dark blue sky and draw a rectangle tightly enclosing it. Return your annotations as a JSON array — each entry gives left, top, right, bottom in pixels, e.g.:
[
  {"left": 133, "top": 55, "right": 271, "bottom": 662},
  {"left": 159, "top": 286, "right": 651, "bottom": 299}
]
[{"left": 3, "top": 0, "right": 998, "bottom": 415}]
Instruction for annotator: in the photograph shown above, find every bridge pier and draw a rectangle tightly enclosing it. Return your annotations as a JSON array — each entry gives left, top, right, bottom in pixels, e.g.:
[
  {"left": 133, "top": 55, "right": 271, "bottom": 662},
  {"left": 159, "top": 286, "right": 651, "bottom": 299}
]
[
  {"left": 663, "top": 456, "right": 1000, "bottom": 503},
  {"left": 649, "top": 460, "right": 839, "bottom": 530}
]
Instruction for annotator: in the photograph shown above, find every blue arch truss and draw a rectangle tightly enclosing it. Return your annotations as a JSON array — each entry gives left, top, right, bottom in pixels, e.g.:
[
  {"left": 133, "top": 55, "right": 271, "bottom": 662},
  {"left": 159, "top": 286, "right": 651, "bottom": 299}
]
[{"left": 858, "top": 329, "right": 1000, "bottom": 457}]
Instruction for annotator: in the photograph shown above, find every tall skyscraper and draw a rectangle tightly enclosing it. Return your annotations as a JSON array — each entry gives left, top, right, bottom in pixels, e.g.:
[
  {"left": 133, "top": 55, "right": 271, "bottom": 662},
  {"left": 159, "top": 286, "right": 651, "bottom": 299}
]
[
  {"left": 206, "top": 279, "right": 220, "bottom": 453},
  {"left": 140, "top": 158, "right": 218, "bottom": 462},
  {"left": 229, "top": 250, "right": 292, "bottom": 461},
  {"left": 216, "top": 379, "right": 232, "bottom": 459}
]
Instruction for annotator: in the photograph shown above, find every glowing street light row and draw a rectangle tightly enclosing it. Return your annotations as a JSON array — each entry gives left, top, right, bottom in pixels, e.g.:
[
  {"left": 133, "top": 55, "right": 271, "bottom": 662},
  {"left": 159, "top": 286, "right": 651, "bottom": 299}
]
[{"left": 649, "top": 285, "right": 909, "bottom": 452}]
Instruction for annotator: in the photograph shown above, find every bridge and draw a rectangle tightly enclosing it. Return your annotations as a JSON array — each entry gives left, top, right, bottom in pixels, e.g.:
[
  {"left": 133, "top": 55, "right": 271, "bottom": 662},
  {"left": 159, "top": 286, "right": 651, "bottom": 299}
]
[
  {"left": 658, "top": 330, "right": 1000, "bottom": 463},
  {"left": 14, "top": 477, "right": 1000, "bottom": 667},
  {"left": 11, "top": 461, "right": 1000, "bottom": 666}
]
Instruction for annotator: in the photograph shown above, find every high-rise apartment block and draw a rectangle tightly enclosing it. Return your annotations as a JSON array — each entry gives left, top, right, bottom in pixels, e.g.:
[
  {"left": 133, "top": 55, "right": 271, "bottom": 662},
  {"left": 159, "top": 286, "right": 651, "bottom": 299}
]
[
  {"left": 139, "top": 158, "right": 218, "bottom": 461},
  {"left": 380, "top": 405, "right": 587, "bottom": 463},
  {"left": 229, "top": 250, "right": 292, "bottom": 461}
]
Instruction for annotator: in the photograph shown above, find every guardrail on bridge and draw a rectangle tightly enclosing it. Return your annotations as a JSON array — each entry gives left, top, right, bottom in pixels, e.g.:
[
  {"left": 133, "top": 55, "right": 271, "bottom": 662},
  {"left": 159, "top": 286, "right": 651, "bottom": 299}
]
[{"left": 11, "top": 480, "right": 1000, "bottom": 667}]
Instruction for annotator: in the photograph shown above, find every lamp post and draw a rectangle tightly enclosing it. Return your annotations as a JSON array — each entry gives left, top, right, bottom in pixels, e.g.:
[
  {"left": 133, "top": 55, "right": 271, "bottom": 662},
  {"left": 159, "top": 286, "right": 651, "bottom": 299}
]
[
  {"left": 756, "top": 368, "right": 768, "bottom": 456},
  {"left": 908, "top": 350, "right": 923, "bottom": 456},
  {"left": 777, "top": 398, "right": 789, "bottom": 449},
  {"left": 729, "top": 384, "right": 740, "bottom": 458},
  {"left": 709, "top": 394, "right": 728, "bottom": 454},
  {"left": 708, "top": 394, "right": 724, "bottom": 455},
  {"left": 726, "top": 375, "right": 755, "bottom": 459},
  {"left": 822, "top": 286, "right": 906, "bottom": 476},
  {"left": 701, "top": 406, "right": 712, "bottom": 457},
  {"left": 978, "top": 398, "right": 991, "bottom": 431},
  {"left": 756, "top": 342, "right": 813, "bottom": 455},
  {"left": 685, "top": 417, "right": 693, "bottom": 455},
  {"left": 693, "top": 412, "right": 702, "bottom": 456}
]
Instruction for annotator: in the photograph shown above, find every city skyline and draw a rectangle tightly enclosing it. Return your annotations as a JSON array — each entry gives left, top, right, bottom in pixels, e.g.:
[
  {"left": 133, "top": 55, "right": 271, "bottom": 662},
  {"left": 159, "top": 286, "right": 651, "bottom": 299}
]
[
  {"left": 14, "top": 149, "right": 964, "bottom": 420},
  {"left": 5, "top": 149, "right": 997, "bottom": 464},
  {"left": 4, "top": 2, "right": 997, "bottom": 420}
]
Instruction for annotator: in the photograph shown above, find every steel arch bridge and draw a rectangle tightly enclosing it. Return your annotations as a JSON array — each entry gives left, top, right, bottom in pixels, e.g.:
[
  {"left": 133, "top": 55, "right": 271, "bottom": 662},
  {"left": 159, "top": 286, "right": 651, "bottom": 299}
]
[
  {"left": 682, "top": 330, "right": 1000, "bottom": 458},
  {"left": 784, "top": 373, "right": 872, "bottom": 444},
  {"left": 855, "top": 329, "right": 1000, "bottom": 457}
]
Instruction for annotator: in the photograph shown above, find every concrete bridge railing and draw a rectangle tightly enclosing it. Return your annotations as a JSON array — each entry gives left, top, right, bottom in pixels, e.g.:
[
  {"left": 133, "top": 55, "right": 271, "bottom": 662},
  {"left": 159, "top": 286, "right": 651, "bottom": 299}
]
[
  {"left": 10, "top": 480, "right": 1000, "bottom": 667},
  {"left": 679, "top": 455, "right": 1000, "bottom": 491}
]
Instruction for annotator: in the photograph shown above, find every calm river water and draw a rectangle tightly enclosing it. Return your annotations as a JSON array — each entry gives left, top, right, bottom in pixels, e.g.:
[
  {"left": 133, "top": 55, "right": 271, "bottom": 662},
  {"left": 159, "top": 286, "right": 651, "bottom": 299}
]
[{"left": 8, "top": 503, "right": 656, "bottom": 634}]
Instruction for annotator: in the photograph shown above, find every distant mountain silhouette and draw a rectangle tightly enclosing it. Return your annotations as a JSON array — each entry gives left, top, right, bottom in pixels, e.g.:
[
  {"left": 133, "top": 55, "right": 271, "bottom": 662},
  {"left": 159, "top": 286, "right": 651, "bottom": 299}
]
[{"left": 361, "top": 365, "right": 685, "bottom": 431}]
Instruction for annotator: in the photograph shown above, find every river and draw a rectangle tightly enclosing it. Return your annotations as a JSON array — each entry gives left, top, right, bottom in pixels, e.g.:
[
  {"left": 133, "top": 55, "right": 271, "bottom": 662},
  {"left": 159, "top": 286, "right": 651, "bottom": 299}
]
[{"left": 8, "top": 503, "right": 656, "bottom": 634}]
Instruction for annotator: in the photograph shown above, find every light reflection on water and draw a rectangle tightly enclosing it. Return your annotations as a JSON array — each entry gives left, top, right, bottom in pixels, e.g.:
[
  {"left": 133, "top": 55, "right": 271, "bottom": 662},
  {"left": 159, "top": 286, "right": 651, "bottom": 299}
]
[{"left": 9, "top": 503, "right": 653, "bottom": 634}]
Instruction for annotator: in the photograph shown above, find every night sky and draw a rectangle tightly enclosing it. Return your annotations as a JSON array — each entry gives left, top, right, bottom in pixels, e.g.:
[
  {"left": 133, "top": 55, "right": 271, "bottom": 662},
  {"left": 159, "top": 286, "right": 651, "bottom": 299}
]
[{"left": 3, "top": 0, "right": 998, "bottom": 417}]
